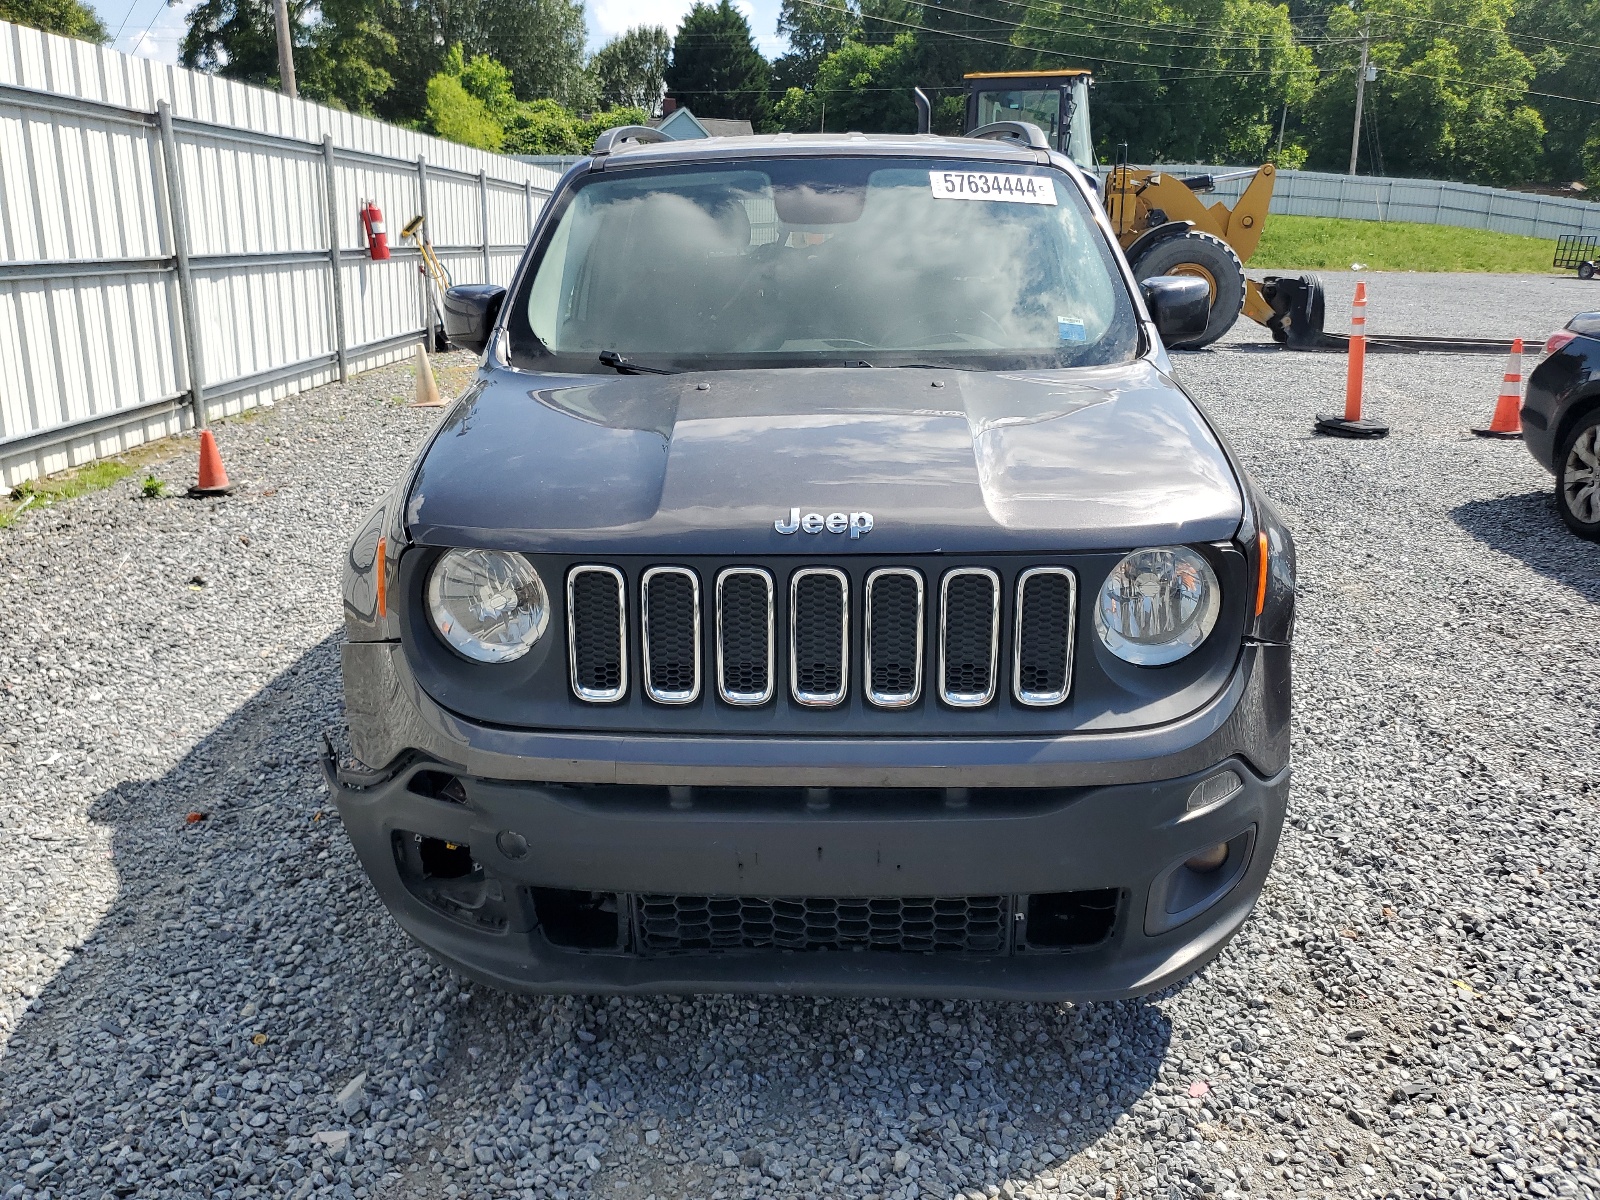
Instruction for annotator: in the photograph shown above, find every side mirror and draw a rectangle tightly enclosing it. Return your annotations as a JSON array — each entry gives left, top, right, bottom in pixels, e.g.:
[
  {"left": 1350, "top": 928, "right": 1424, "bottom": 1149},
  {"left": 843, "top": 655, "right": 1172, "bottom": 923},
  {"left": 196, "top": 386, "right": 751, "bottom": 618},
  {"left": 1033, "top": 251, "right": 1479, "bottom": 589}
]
[
  {"left": 442, "top": 285, "right": 506, "bottom": 356},
  {"left": 1139, "top": 275, "right": 1211, "bottom": 345}
]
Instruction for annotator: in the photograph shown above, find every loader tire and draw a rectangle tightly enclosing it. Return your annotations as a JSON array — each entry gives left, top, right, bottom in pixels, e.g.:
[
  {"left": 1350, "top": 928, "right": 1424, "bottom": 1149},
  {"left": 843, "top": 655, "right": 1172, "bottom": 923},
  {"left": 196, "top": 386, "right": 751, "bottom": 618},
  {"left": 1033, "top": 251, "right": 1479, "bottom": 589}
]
[{"left": 1131, "top": 230, "right": 1247, "bottom": 350}]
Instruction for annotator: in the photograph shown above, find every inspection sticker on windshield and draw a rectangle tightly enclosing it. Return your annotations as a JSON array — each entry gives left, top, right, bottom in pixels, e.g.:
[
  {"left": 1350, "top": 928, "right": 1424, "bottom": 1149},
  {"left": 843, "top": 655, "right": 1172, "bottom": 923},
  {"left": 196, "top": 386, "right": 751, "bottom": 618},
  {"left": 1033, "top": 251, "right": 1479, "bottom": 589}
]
[{"left": 929, "top": 170, "right": 1056, "bottom": 205}]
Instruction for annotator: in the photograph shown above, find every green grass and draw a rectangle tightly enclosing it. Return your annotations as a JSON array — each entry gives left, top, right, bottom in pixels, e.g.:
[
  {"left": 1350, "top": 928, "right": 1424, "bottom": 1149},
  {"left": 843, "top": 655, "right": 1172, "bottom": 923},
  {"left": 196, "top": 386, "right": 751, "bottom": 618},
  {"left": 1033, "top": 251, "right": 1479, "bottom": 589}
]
[
  {"left": 1251, "top": 214, "right": 1560, "bottom": 274},
  {"left": 1, "top": 445, "right": 175, "bottom": 530}
]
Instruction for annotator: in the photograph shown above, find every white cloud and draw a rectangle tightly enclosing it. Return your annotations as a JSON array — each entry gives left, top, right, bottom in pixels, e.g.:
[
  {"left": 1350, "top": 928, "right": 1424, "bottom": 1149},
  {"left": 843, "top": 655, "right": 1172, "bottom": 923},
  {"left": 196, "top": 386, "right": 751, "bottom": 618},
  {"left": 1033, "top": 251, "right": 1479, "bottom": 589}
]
[{"left": 117, "top": 0, "right": 202, "bottom": 64}]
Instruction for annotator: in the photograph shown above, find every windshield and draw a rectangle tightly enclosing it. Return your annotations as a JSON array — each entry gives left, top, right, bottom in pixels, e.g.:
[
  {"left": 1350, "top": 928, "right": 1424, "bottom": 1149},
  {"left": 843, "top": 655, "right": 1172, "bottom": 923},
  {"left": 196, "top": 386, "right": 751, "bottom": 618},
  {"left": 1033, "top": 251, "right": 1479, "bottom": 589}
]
[{"left": 506, "top": 156, "right": 1139, "bottom": 373}]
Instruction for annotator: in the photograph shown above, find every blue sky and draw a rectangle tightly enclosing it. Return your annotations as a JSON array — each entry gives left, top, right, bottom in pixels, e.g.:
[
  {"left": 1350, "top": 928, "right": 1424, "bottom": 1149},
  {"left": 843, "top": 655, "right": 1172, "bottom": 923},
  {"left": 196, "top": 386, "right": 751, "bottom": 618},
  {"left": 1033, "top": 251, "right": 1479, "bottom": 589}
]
[{"left": 99, "top": 0, "right": 788, "bottom": 71}]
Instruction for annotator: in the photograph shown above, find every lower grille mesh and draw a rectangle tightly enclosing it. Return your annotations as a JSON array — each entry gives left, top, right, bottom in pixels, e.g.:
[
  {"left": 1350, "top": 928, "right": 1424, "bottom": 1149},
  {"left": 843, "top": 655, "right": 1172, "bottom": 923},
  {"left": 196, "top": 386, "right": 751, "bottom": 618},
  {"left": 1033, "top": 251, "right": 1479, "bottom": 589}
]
[{"left": 634, "top": 894, "right": 1010, "bottom": 954}]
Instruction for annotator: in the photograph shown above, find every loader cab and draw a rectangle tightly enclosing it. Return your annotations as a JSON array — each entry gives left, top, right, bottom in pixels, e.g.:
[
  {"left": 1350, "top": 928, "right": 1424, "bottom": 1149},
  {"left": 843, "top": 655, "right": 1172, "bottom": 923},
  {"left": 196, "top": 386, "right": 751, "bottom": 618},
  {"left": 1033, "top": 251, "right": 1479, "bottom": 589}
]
[{"left": 963, "top": 71, "right": 1095, "bottom": 169}]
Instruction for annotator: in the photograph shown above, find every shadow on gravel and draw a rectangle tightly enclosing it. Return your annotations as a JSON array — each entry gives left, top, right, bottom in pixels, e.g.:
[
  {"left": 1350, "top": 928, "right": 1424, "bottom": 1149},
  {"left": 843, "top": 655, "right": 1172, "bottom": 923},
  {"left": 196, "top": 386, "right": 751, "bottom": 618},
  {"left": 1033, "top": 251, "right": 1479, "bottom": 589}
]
[
  {"left": 1, "top": 633, "right": 1172, "bottom": 1199},
  {"left": 1450, "top": 490, "right": 1600, "bottom": 604}
]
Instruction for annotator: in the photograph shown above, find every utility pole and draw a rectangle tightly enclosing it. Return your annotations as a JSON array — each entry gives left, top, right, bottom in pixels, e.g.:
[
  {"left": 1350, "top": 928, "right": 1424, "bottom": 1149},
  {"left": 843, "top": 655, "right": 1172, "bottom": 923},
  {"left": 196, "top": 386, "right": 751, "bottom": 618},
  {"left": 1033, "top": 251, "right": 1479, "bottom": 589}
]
[
  {"left": 273, "top": 0, "right": 298, "bottom": 99},
  {"left": 1275, "top": 100, "right": 1288, "bottom": 162},
  {"left": 1347, "top": 18, "right": 1371, "bottom": 176}
]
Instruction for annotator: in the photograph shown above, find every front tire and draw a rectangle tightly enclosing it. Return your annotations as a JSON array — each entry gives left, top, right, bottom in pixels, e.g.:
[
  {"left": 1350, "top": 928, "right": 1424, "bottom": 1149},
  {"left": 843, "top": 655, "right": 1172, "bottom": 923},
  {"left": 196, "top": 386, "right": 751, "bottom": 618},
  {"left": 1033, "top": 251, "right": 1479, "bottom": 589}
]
[
  {"left": 1131, "top": 230, "right": 1247, "bottom": 350},
  {"left": 1556, "top": 414, "right": 1600, "bottom": 540}
]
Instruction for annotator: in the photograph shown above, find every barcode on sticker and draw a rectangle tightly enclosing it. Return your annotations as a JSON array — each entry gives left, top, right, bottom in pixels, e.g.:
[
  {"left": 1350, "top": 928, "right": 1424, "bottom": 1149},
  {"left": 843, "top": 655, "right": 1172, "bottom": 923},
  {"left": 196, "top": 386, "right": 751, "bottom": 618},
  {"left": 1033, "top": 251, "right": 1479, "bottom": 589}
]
[{"left": 929, "top": 171, "right": 1057, "bottom": 205}]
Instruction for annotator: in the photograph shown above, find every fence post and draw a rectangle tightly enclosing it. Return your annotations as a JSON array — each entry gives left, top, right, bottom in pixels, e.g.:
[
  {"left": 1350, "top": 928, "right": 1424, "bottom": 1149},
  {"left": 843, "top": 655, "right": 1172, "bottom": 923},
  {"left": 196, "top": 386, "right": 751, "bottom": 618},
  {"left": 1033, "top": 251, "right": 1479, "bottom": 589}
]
[
  {"left": 416, "top": 155, "right": 431, "bottom": 343},
  {"left": 155, "top": 100, "right": 207, "bottom": 430},
  {"left": 479, "top": 169, "right": 490, "bottom": 282},
  {"left": 322, "top": 136, "right": 349, "bottom": 383},
  {"left": 524, "top": 179, "right": 533, "bottom": 238}
]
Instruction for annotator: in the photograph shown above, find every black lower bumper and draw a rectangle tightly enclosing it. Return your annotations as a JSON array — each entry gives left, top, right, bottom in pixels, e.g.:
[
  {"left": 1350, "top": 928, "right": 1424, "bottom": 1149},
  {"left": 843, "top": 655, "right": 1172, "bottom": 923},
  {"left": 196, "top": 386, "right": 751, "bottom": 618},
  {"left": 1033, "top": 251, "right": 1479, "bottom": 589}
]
[{"left": 324, "top": 743, "right": 1289, "bottom": 1002}]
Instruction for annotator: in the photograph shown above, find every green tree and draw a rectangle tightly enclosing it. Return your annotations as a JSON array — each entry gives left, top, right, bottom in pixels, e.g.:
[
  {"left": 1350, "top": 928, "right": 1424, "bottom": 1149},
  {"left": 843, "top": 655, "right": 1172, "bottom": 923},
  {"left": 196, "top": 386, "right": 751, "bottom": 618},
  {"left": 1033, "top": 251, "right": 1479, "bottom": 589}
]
[
  {"left": 298, "top": 0, "right": 396, "bottom": 114},
  {"left": 1017, "top": 0, "right": 1314, "bottom": 163},
  {"left": 1302, "top": 0, "right": 1544, "bottom": 183},
  {"left": 774, "top": 31, "right": 920, "bottom": 132},
  {"left": 772, "top": 0, "right": 859, "bottom": 91},
  {"left": 381, "top": 0, "right": 588, "bottom": 126},
  {"left": 0, "top": 0, "right": 106, "bottom": 40},
  {"left": 590, "top": 25, "right": 670, "bottom": 111},
  {"left": 666, "top": 0, "right": 773, "bottom": 130},
  {"left": 502, "top": 100, "right": 650, "bottom": 153},
  {"left": 181, "top": 0, "right": 296, "bottom": 86},
  {"left": 1511, "top": 0, "right": 1600, "bottom": 183},
  {"left": 424, "top": 46, "right": 508, "bottom": 148}
]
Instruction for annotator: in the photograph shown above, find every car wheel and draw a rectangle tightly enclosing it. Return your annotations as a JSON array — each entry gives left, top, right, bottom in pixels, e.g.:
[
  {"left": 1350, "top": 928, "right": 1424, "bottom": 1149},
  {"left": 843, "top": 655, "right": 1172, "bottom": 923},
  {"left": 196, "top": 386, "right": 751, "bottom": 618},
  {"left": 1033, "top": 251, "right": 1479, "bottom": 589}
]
[
  {"left": 1556, "top": 413, "right": 1600, "bottom": 540},
  {"left": 1131, "top": 231, "right": 1247, "bottom": 350},
  {"left": 1579, "top": 261, "right": 1596, "bottom": 280}
]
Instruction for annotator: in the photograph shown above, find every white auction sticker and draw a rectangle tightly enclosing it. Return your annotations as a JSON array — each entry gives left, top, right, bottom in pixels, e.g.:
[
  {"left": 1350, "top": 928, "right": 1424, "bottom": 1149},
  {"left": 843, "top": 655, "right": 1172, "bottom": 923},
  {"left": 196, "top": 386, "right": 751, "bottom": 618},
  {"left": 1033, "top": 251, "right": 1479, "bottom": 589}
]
[{"left": 929, "top": 170, "right": 1057, "bottom": 205}]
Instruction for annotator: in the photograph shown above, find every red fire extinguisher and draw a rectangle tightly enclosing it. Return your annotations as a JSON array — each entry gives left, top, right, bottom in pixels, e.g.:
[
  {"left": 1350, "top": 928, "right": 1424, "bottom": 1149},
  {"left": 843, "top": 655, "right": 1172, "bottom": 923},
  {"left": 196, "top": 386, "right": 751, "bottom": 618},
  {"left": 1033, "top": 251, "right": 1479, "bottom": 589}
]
[{"left": 360, "top": 199, "right": 390, "bottom": 261}]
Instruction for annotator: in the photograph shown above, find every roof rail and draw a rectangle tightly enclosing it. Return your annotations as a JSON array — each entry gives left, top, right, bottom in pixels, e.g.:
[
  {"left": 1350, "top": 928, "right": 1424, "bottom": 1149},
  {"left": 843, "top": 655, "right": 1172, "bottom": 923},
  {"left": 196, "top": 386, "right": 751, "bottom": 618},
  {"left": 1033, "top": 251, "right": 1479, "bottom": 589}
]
[
  {"left": 967, "top": 121, "right": 1052, "bottom": 152},
  {"left": 591, "top": 125, "right": 669, "bottom": 157}
]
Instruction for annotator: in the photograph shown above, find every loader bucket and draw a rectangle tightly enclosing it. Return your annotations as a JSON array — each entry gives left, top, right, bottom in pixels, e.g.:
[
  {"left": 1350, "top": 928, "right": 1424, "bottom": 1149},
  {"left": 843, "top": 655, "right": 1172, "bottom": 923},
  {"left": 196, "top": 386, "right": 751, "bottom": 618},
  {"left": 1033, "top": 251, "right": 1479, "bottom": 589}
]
[{"left": 1260, "top": 274, "right": 1348, "bottom": 351}]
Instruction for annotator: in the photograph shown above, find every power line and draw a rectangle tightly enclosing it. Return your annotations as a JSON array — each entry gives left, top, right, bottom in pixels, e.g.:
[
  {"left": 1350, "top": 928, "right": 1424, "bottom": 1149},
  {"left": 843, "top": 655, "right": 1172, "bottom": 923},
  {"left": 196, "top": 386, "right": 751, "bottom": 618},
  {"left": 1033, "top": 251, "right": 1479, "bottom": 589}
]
[{"left": 792, "top": 0, "right": 1322, "bottom": 76}]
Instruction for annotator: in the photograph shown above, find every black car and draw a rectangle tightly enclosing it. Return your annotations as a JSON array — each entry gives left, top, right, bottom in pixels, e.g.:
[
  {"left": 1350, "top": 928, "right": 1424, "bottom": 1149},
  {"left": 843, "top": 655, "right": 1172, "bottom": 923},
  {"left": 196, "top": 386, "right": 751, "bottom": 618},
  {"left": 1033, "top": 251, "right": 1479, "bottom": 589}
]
[
  {"left": 1523, "top": 313, "right": 1600, "bottom": 539},
  {"left": 323, "top": 125, "right": 1296, "bottom": 1000}
]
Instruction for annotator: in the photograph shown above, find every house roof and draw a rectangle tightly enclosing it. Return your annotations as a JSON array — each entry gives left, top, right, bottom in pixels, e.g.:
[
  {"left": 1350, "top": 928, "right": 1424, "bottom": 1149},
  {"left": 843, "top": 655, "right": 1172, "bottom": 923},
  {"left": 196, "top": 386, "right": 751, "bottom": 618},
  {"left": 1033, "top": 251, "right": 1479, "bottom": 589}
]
[{"left": 646, "top": 108, "right": 755, "bottom": 140}]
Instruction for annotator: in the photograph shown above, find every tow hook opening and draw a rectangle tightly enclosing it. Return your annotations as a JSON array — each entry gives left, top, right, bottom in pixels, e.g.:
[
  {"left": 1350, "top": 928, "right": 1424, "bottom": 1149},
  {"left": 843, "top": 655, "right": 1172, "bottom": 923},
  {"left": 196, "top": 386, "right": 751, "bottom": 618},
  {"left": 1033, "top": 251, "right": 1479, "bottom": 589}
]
[
  {"left": 1018, "top": 888, "right": 1121, "bottom": 951},
  {"left": 393, "top": 833, "right": 508, "bottom": 931},
  {"left": 532, "top": 888, "right": 624, "bottom": 950},
  {"left": 408, "top": 770, "right": 468, "bottom": 805}
]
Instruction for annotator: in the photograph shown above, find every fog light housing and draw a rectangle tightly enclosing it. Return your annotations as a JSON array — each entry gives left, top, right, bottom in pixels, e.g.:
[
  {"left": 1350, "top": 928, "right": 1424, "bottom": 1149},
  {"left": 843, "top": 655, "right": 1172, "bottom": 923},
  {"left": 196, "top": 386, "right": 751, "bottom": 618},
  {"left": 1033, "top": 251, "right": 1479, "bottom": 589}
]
[{"left": 1184, "top": 842, "right": 1230, "bottom": 872}]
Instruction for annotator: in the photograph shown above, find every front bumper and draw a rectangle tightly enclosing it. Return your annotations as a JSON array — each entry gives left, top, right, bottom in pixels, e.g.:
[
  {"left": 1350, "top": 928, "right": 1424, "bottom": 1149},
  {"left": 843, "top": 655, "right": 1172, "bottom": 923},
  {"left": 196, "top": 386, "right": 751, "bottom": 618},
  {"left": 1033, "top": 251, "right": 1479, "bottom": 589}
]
[
  {"left": 325, "top": 640, "right": 1290, "bottom": 1000},
  {"left": 324, "top": 747, "right": 1287, "bottom": 1001}
]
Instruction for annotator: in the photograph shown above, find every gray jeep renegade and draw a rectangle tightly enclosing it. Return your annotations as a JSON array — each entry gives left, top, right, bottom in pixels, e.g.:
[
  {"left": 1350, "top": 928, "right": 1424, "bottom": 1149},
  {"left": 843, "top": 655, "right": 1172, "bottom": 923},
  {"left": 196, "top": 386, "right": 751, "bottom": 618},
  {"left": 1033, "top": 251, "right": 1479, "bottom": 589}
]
[{"left": 324, "top": 124, "right": 1296, "bottom": 1001}]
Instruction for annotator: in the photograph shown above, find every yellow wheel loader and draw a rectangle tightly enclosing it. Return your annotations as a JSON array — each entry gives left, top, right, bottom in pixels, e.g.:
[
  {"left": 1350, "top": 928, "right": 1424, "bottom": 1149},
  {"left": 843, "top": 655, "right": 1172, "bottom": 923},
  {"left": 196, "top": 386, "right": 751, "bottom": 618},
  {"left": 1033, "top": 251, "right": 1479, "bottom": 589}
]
[{"left": 912, "top": 71, "right": 1332, "bottom": 351}]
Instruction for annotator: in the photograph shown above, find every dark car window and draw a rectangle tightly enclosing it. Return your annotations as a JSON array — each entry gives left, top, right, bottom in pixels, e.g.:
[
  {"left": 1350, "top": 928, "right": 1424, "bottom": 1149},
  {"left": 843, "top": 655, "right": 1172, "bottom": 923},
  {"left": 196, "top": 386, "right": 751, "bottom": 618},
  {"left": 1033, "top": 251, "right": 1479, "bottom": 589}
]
[{"left": 506, "top": 157, "right": 1139, "bottom": 373}]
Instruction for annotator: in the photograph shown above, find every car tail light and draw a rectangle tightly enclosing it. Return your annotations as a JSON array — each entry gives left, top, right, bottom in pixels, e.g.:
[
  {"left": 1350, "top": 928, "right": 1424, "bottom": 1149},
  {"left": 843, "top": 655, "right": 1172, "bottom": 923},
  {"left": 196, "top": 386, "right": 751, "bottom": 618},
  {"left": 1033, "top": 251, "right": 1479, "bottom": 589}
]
[{"left": 1546, "top": 330, "right": 1577, "bottom": 355}]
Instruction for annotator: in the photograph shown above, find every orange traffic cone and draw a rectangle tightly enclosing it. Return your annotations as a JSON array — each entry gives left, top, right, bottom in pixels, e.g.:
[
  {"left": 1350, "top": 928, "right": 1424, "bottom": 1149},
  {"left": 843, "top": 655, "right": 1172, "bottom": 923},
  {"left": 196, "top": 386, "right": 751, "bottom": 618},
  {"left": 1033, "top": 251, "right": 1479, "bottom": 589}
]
[
  {"left": 1471, "top": 338, "right": 1524, "bottom": 439},
  {"left": 189, "top": 430, "right": 232, "bottom": 497},
  {"left": 1315, "top": 281, "right": 1389, "bottom": 439},
  {"left": 409, "top": 343, "right": 444, "bottom": 408}
]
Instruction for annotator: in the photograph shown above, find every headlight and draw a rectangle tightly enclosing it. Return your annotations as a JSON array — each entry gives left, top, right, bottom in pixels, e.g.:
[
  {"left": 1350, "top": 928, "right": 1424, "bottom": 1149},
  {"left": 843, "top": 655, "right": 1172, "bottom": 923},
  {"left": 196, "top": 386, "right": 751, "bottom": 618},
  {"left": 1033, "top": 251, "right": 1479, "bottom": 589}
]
[
  {"left": 1094, "top": 546, "right": 1220, "bottom": 666},
  {"left": 427, "top": 549, "right": 549, "bottom": 662}
]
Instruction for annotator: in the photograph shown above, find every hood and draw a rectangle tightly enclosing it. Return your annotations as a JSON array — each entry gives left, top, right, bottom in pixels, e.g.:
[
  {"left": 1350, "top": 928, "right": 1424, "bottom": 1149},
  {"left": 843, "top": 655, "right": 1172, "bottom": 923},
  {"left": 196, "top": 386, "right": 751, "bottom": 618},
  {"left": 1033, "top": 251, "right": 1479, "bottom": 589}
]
[{"left": 405, "top": 363, "right": 1243, "bottom": 554}]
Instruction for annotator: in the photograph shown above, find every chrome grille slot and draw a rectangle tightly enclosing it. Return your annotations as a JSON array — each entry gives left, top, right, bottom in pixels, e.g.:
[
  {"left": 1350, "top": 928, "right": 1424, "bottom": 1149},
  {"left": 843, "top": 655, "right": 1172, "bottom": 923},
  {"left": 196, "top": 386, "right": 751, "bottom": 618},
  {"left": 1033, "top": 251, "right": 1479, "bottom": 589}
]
[
  {"left": 716, "top": 567, "right": 774, "bottom": 705},
  {"left": 567, "top": 565, "right": 627, "bottom": 703},
  {"left": 865, "top": 568, "right": 923, "bottom": 707},
  {"left": 790, "top": 567, "right": 848, "bottom": 707},
  {"left": 939, "top": 568, "right": 1000, "bottom": 707},
  {"left": 1014, "top": 567, "right": 1077, "bottom": 706},
  {"left": 641, "top": 567, "right": 700, "bottom": 704}
]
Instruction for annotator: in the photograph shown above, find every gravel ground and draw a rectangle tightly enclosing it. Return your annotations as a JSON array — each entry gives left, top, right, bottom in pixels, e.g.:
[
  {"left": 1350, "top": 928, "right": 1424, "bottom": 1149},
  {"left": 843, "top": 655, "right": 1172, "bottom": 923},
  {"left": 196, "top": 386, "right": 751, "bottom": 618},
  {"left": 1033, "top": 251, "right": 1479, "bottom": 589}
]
[{"left": 2, "top": 273, "right": 1598, "bottom": 1200}]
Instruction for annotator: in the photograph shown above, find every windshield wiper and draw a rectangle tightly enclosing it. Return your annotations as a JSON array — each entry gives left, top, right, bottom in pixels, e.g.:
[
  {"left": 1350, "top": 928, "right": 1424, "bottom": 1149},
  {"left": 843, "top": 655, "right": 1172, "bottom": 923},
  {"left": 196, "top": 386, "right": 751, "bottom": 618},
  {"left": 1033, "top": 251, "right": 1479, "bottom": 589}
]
[{"left": 598, "top": 350, "right": 677, "bottom": 375}]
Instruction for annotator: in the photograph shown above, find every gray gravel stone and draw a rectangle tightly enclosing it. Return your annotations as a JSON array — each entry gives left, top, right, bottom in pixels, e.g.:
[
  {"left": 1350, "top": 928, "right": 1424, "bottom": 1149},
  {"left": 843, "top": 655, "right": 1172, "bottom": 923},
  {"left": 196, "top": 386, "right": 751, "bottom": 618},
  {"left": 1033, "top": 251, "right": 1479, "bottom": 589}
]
[{"left": 2, "top": 277, "right": 1598, "bottom": 1200}]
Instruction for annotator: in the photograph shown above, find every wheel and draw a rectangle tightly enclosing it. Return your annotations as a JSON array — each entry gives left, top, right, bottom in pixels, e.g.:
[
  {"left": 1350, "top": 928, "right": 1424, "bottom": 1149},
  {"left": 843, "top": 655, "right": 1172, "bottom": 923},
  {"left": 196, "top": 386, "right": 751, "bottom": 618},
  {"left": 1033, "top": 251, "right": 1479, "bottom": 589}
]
[
  {"left": 1578, "top": 261, "right": 1596, "bottom": 280},
  {"left": 1556, "top": 413, "right": 1600, "bottom": 540},
  {"left": 1130, "top": 230, "right": 1247, "bottom": 350}
]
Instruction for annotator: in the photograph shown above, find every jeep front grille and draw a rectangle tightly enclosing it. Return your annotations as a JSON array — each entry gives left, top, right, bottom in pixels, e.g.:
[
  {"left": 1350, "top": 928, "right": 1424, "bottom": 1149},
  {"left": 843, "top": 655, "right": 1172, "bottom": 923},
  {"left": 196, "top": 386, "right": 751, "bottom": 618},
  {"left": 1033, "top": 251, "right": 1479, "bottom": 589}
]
[
  {"left": 563, "top": 562, "right": 1077, "bottom": 710},
  {"left": 567, "top": 566, "right": 627, "bottom": 703},
  {"left": 1014, "top": 567, "right": 1077, "bottom": 707},
  {"left": 865, "top": 568, "right": 923, "bottom": 707},
  {"left": 641, "top": 567, "right": 700, "bottom": 704},
  {"left": 716, "top": 567, "right": 774, "bottom": 705},
  {"left": 939, "top": 568, "right": 1000, "bottom": 707},
  {"left": 790, "top": 568, "right": 848, "bottom": 706}
]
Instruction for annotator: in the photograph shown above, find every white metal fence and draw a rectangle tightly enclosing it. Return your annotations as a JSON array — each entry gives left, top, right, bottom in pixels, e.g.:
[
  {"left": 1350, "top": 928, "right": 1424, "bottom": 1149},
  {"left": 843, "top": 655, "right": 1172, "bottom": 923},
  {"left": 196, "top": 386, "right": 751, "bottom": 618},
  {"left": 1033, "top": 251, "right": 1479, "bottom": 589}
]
[
  {"left": 0, "top": 20, "right": 562, "bottom": 487},
  {"left": 1099, "top": 163, "right": 1600, "bottom": 241}
]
